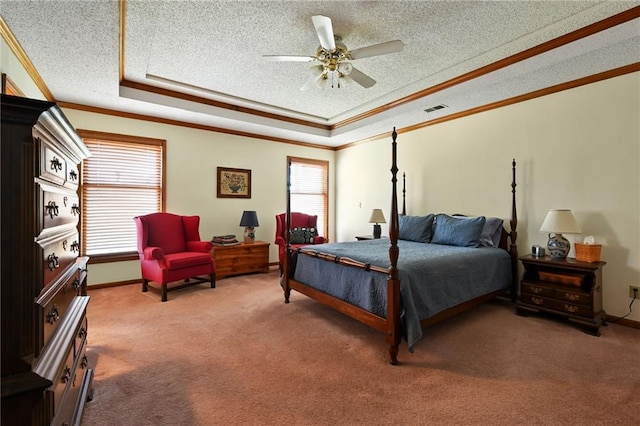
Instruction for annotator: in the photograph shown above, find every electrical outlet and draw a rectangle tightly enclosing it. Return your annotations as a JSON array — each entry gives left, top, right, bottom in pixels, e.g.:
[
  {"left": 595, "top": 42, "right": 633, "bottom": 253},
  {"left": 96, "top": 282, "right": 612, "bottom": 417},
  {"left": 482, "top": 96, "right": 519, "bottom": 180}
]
[{"left": 630, "top": 286, "right": 640, "bottom": 298}]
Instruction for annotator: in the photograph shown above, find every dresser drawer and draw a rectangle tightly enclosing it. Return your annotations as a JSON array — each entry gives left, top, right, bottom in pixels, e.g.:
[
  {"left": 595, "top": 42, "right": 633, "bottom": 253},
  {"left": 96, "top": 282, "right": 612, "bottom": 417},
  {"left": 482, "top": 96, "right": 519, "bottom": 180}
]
[
  {"left": 40, "top": 181, "right": 80, "bottom": 231},
  {"left": 39, "top": 139, "right": 68, "bottom": 186},
  {"left": 74, "top": 316, "right": 88, "bottom": 358},
  {"left": 38, "top": 269, "right": 83, "bottom": 352},
  {"left": 41, "top": 230, "right": 80, "bottom": 286},
  {"left": 52, "top": 339, "right": 89, "bottom": 426},
  {"left": 46, "top": 336, "right": 76, "bottom": 418}
]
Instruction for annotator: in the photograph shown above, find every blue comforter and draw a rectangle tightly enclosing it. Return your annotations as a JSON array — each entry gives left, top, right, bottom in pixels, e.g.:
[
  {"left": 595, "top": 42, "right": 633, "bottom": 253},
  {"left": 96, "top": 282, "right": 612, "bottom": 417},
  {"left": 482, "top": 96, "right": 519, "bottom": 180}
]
[{"left": 292, "top": 239, "right": 512, "bottom": 351}]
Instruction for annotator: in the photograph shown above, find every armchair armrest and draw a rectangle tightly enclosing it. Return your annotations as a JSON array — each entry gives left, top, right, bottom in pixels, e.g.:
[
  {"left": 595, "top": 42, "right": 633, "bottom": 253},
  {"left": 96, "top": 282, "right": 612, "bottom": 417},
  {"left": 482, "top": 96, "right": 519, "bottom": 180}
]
[
  {"left": 186, "top": 240, "right": 213, "bottom": 253},
  {"left": 143, "top": 246, "right": 165, "bottom": 261},
  {"left": 275, "top": 236, "right": 286, "bottom": 247}
]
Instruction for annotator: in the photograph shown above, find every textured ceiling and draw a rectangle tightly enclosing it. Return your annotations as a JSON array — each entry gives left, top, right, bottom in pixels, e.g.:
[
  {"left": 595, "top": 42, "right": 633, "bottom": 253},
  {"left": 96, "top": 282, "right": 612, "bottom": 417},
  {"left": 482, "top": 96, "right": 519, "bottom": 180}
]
[{"left": 2, "top": 1, "right": 639, "bottom": 147}]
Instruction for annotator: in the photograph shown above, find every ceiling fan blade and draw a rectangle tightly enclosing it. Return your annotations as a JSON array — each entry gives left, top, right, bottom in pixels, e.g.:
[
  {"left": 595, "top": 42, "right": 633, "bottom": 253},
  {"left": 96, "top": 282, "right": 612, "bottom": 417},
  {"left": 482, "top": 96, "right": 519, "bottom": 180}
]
[
  {"left": 348, "top": 66, "right": 376, "bottom": 88},
  {"left": 312, "top": 15, "right": 336, "bottom": 50},
  {"left": 348, "top": 40, "right": 405, "bottom": 60},
  {"left": 263, "top": 55, "right": 317, "bottom": 62}
]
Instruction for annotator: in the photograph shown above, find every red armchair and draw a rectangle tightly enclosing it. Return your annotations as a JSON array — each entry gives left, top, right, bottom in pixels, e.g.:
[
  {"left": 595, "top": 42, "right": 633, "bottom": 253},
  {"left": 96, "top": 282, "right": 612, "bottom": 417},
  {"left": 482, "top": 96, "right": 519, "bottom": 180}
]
[
  {"left": 275, "top": 212, "right": 326, "bottom": 271},
  {"left": 134, "top": 212, "right": 215, "bottom": 302}
]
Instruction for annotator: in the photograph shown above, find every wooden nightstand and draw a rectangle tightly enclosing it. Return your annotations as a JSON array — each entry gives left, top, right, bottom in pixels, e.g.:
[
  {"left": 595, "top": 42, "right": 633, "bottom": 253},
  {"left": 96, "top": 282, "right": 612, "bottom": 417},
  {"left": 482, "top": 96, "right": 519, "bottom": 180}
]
[
  {"left": 516, "top": 254, "right": 606, "bottom": 335},
  {"left": 212, "top": 241, "right": 270, "bottom": 279}
]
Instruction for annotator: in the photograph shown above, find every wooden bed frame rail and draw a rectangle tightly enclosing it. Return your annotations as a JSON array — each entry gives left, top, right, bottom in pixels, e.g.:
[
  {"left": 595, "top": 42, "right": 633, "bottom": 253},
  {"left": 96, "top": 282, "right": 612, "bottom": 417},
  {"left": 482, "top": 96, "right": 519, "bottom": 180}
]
[{"left": 283, "top": 128, "right": 518, "bottom": 365}]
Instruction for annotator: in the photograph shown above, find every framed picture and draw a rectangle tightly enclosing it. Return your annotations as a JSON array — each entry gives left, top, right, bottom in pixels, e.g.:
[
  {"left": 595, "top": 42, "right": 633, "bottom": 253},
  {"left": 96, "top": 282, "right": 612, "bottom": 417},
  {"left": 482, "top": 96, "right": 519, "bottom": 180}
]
[{"left": 217, "top": 167, "right": 251, "bottom": 198}]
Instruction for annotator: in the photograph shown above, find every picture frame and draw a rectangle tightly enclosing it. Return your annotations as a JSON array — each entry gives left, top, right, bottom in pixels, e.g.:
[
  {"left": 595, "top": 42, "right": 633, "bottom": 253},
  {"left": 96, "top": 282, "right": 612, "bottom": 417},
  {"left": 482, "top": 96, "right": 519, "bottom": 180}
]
[{"left": 217, "top": 167, "right": 251, "bottom": 198}]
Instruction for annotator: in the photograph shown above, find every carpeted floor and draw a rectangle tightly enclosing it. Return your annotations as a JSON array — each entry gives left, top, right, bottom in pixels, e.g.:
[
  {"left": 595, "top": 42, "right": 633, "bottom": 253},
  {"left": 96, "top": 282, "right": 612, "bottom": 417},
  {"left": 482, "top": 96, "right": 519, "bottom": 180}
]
[{"left": 82, "top": 270, "right": 640, "bottom": 425}]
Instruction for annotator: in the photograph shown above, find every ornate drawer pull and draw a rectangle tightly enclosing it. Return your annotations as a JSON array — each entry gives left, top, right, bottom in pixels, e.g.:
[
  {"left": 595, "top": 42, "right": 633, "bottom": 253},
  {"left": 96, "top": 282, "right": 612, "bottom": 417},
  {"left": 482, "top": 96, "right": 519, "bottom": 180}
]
[
  {"left": 60, "top": 366, "right": 72, "bottom": 383},
  {"left": 565, "top": 293, "right": 580, "bottom": 301},
  {"left": 70, "top": 241, "right": 79, "bottom": 253},
  {"left": 69, "top": 170, "right": 78, "bottom": 181},
  {"left": 81, "top": 355, "right": 88, "bottom": 369},
  {"left": 63, "top": 196, "right": 68, "bottom": 206},
  {"left": 531, "top": 287, "right": 542, "bottom": 294},
  {"left": 565, "top": 304, "right": 579, "bottom": 313},
  {"left": 78, "top": 327, "right": 87, "bottom": 340},
  {"left": 50, "top": 157, "right": 63, "bottom": 172},
  {"left": 47, "top": 253, "right": 59, "bottom": 271},
  {"left": 72, "top": 278, "right": 81, "bottom": 291},
  {"left": 71, "top": 204, "right": 80, "bottom": 216},
  {"left": 62, "top": 240, "right": 68, "bottom": 251},
  {"left": 47, "top": 305, "right": 60, "bottom": 324},
  {"left": 45, "top": 201, "right": 59, "bottom": 219},
  {"left": 532, "top": 297, "right": 544, "bottom": 305}
]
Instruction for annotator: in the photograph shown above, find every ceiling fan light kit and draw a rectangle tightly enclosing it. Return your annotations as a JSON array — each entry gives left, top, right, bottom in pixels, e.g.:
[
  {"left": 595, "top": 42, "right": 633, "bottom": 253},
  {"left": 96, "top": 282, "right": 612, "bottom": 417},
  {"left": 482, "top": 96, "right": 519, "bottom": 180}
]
[{"left": 264, "top": 15, "right": 404, "bottom": 91}]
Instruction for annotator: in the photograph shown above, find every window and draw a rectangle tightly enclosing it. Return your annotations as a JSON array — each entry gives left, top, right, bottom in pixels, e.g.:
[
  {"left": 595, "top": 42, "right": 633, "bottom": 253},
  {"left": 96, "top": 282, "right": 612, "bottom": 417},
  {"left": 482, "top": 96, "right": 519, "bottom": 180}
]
[
  {"left": 79, "top": 130, "right": 165, "bottom": 261},
  {"left": 288, "top": 156, "right": 329, "bottom": 237}
]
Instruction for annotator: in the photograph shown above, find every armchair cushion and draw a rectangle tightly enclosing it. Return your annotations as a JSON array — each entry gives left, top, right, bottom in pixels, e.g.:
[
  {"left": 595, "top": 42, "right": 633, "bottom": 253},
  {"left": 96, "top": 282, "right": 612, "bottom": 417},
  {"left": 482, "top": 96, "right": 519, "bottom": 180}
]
[{"left": 165, "top": 252, "right": 213, "bottom": 269}]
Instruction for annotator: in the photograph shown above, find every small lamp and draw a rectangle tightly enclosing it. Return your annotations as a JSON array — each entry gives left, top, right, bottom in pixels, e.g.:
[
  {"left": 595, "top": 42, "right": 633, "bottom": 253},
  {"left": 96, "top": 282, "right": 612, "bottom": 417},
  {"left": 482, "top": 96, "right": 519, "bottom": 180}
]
[
  {"left": 539, "top": 209, "right": 581, "bottom": 259},
  {"left": 369, "top": 209, "right": 386, "bottom": 239},
  {"left": 239, "top": 210, "right": 259, "bottom": 244}
]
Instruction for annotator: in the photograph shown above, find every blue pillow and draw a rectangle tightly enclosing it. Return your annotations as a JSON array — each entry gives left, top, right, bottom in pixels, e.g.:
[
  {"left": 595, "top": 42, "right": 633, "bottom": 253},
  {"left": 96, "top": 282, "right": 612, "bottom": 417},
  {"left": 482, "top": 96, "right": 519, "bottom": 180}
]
[
  {"left": 480, "top": 217, "right": 504, "bottom": 247},
  {"left": 399, "top": 214, "right": 434, "bottom": 243},
  {"left": 431, "top": 214, "right": 486, "bottom": 247}
]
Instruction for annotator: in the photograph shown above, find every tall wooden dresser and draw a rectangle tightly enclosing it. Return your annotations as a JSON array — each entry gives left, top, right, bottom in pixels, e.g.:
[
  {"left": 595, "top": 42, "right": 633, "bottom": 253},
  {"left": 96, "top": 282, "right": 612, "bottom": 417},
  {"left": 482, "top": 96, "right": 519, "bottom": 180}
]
[{"left": 1, "top": 95, "right": 94, "bottom": 425}]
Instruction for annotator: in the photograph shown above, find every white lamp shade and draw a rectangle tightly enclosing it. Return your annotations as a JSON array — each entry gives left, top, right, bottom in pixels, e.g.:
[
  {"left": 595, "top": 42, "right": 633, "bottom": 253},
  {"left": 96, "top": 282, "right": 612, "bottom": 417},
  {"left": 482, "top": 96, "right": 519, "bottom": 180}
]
[
  {"left": 369, "top": 209, "right": 386, "bottom": 224},
  {"left": 539, "top": 209, "right": 581, "bottom": 234}
]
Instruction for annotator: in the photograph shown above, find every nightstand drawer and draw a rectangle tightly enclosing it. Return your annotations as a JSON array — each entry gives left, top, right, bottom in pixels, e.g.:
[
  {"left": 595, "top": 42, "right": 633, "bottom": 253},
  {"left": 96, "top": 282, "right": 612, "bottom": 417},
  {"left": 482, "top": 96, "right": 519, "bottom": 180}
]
[
  {"left": 521, "top": 282, "right": 554, "bottom": 297},
  {"left": 555, "top": 301, "right": 593, "bottom": 317},
  {"left": 520, "top": 294, "right": 592, "bottom": 317},
  {"left": 555, "top": 288, "right": 591, "bottom": 305}
]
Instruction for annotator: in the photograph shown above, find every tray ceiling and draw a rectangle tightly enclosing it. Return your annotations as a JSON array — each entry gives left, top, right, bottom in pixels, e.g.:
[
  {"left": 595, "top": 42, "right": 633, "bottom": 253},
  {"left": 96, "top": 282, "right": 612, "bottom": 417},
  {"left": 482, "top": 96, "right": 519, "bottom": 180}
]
[{"left": 2, "top": 1, "right": 639, "bottom": 148}]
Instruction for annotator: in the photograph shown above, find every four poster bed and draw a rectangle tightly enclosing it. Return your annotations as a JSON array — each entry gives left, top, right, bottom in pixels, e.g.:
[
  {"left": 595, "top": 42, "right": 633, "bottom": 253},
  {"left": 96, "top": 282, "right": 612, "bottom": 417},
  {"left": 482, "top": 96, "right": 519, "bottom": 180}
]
[{"left": 282, "top": 128, "right": 518, "bottom": 365}]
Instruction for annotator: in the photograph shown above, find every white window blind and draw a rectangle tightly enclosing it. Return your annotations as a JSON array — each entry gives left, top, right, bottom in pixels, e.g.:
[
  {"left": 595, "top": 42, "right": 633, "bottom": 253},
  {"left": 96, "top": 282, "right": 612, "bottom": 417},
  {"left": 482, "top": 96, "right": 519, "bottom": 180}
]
[
  {"left": 288, "top": 157, "right": 328, "bottom": 237},
  {"left": 80, "top": 132, "right": 164, "bottom": 257}
]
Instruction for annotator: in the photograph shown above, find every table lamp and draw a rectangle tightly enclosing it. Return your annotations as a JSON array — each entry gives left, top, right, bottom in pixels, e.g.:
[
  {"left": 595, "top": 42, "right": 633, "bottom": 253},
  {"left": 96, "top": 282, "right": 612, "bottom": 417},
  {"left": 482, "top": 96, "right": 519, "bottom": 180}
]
[
  {"left": 539, "top": 209, "right": 581, "bottom": 259},
  {"left": 240, "top": 210, "right": 259, "bottom": 243},
  {"left": 369, "top": 209, "right": 386, "bottom": 239}
]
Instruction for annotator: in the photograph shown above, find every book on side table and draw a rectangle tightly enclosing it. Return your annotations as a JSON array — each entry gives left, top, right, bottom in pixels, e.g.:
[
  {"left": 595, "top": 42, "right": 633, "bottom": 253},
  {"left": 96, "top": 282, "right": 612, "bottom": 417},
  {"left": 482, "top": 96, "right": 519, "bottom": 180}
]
[{"left": 212, "top": 234, "right": 240, "bottom": 246}]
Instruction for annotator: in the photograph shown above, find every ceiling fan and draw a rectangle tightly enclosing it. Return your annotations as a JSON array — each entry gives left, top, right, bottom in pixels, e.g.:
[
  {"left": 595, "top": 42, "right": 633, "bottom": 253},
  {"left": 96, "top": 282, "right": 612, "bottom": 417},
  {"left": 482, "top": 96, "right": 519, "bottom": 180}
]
[{"left": 263, "top": 15, "right": 404, "bottom": 90}]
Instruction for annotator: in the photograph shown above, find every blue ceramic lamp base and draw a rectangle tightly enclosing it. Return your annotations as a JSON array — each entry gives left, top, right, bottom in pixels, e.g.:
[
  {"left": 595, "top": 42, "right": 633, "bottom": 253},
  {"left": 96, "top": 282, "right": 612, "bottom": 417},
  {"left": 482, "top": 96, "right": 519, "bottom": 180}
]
[{"left": 547, "top": 233, "right": 570, "bottom": 259}]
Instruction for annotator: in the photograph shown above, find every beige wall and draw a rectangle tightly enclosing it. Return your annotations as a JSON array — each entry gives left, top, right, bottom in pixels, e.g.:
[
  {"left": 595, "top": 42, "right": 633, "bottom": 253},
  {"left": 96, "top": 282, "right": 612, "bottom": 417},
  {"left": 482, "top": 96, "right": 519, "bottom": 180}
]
[
  {"left": 336, "top": 72, "right": 640, "bottom": 321},
  {"left": 61, "top": 109, "right": 336, "bottom": 285},
  {"left": 1, "top": 38, "right": 46, "bottom": 100}
]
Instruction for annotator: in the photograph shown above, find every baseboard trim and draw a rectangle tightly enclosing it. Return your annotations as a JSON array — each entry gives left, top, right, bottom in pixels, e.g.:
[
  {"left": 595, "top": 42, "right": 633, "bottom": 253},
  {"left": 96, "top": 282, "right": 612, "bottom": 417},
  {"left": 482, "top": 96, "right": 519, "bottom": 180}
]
[
  {"left": 87, "top": 279, "right": 140, "bottom": 290},
  {"left": 605, "top": 315, "right": 640, "bottom": 329}
]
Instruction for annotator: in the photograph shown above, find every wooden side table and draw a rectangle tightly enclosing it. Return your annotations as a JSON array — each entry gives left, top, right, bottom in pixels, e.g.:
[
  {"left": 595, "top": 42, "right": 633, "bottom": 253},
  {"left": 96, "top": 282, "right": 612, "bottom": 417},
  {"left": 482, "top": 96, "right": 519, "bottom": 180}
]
[
  {"left": 516, "top": 254, "right": 606, "bottom": 335},
  {"left": 212, "top": 241, "right": 270, "bottom": 279}
]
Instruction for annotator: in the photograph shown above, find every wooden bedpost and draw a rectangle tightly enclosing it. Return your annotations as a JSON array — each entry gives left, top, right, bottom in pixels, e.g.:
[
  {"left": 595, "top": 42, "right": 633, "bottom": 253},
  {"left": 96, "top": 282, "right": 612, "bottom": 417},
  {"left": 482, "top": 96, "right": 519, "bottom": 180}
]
[
  {"left": 283, "top": 157, "right": 292, "bottom": 303},
  {"left": 387, "top": 128, "right": 401, "bottom": 365},
  {"left": 509, "top": 159, "right": 518, "bottom": 302},
  {"left": 402, "top": 172, "right": 406, "bottom": 216}
]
